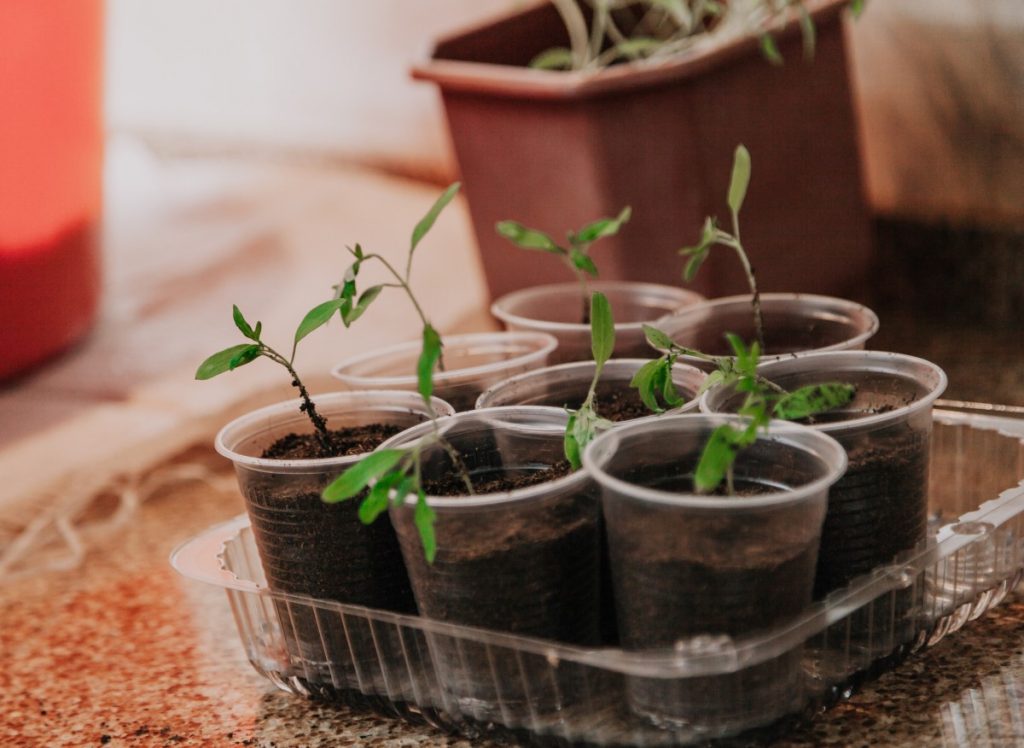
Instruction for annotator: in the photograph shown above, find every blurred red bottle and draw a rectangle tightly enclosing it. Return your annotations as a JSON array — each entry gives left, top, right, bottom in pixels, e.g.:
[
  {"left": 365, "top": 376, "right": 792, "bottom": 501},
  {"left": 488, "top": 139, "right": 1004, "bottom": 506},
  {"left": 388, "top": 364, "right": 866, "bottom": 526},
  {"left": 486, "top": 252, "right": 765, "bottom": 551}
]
[{"left": 0, "top": 1, "right": 103, "bottom": 380}]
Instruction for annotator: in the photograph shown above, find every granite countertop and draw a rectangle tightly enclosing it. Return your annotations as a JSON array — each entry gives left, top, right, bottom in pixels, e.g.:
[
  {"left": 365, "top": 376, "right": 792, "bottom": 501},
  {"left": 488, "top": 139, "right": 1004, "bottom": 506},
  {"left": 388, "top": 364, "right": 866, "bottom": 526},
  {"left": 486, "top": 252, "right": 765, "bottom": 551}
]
[{"left": 3, "top": 439, "right": 1024, "bottom": 748}]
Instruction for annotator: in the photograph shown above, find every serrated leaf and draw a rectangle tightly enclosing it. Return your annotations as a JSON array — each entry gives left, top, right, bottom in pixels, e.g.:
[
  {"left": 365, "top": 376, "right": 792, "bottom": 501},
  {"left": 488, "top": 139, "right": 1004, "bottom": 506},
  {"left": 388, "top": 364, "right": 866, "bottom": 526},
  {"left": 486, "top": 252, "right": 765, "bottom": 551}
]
[
  {"left": 343, "top": 285, "right": 383, "bottom": 326},
  {"left": 322, "top": 449, "right": 405, "bottom": 503},
  {"left": 228, "top": 344, "right": 262, "bottom": 370},
  {"left": 417, "top": 324, "right": 442, "bottom": 401},
  {"left": 569, "top": 247, "right": 599, "bottom": 277},
  {"left": 589, "top": 292, "right": 615, "bottom": 370},
  {"left": 530, "top": 47, "right": 574, "bottom": 70},
  {"left": 573, "top": 206, "right": 632, "bottom": 245},
  {"left": 694, "top": 424, "right": 740, "bottom": 493},
  {"left": 564, "top": 413, "right": 582, "bottom": 470},
  {"left": 411, "top": 182, "right": 460, "bottom": 253},
  {"left": 728, "top": 145, "right": 752, "bottom": 215},
  {"left": 774, "top": 383, "right": 856, "bottom": 420},
  {"left": 759, "top": 33, "right": 784, "bottom": 66},
  {"left": 196, "top": 344, "right": 261, "bottom": 380},
  {"left": 232, "top": 305, "right": 257, "bottom": 340},
  {"left": 495, "top": 221, "right": 560, "bottom": 253},
  {"left": 295, "top": 298, "right": 347, "bottom": 345},
  {"left": 415, "top": 492, "right": 438, "bottom": 563},
  {"left": 642, "top": 324, "right": 675, "bottom": 351}
]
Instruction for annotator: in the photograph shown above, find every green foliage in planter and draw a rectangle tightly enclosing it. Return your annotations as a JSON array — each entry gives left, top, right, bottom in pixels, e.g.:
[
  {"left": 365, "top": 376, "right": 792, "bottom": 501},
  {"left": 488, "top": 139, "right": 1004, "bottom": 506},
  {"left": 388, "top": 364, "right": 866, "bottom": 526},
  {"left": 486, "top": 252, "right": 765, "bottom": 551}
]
[
  {"left": 564, "top": 292, "right": 616, "bottom": 469},
  {"left": 495, "top": 206, "right": 631, "bottom": 322},
  {"left": 634, "top": 326, "right": 854, "bottom": 493}
]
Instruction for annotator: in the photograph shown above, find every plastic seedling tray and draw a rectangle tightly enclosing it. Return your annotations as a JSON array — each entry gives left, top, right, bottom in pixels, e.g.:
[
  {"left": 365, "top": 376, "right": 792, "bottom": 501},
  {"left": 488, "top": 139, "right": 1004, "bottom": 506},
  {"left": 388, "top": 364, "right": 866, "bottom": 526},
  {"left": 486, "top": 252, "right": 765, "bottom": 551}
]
[{"left": 172, "top": 402, "right": 1024, "bottom": 746}]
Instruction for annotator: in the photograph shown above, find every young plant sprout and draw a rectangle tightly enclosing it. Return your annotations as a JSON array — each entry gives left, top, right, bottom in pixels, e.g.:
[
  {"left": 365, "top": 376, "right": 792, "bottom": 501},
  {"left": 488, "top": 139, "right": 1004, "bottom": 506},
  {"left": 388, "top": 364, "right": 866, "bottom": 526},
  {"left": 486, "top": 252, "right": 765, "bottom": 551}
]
[
  {"left": 563, "top": 292, "right": 616, "bottom": 470},
  {"left": 679, "top": 144, "right": 765, "bottom": 351},
  {"left": 495, "top": 206, "right": 631, "bottom": 322},
  {"left": 320, "top": 183, "right": 472, "bottom": 563},
  {"left": 635, "top": 326, "right": 855, "bottom": 494},
  {"left": 195, "top": 302, "right": 356, "bottom": 453}
]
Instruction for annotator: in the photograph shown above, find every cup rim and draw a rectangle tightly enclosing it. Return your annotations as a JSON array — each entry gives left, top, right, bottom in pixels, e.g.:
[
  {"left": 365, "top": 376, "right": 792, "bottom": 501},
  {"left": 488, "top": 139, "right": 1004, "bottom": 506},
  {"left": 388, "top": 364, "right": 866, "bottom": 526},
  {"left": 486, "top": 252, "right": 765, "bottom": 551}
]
[
  {"left": 331, "top": 331, "right": 558, "bottom": 388},
  {"left": 582, "top": 413, "right": 847, "bottom": 510},
  {"left": 379, "top": 405, "right": 590, "bottom": 509},
  {"left": 699, "top": 350, "right": 948, "bottom": 433},
  {"left": 491, "top": 280, "right": 704, "bottom": 334},
  {"left": 214, "top": 390, "right": 454, "bottom": 471}
]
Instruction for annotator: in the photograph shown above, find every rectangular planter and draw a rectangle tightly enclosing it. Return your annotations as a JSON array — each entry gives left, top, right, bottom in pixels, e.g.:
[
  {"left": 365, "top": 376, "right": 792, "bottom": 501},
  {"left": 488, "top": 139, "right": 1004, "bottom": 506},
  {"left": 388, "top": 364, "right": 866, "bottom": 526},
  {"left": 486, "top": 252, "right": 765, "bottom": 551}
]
[{"left": 413, "top": 0, "right": 873, "bottom": 301}]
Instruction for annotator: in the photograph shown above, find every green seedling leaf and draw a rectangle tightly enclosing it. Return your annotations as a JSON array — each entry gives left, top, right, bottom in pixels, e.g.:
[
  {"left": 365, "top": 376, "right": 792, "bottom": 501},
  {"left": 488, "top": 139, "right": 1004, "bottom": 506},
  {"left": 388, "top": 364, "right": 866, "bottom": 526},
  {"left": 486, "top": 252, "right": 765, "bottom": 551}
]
[
  {"left": 569, "top": 247, "right": 599, "bottom": 277},
  {"left": 574, "top": 206, "right": 632, "bottom": 244},
  {"left": 564, "top": 412, "right": 582, "bottom": 470},
  {"left": 589, "top": 292, "right": 615, "bottom": 371},
  {"left": 799, "top": 6, "right": 816, "bottom": 60},
  {"left": 195, "top": 344, "right": 262, "bottom": 380},
  {"left": 417, "top": 324, "right": 442, "bottom": 401},
  {"left": 411, "top": 182, "right": 460, "bottom": 253},
  {"left": 727, "top": 145, "right": 752, "bottom": 215},
  {"left": 696, "top": 368, "right": 726, "bottom": 397},
  {"left": 322, "top": 449, "right": 405, "bottom": 503},
  {"left": 343, "top": 285, "right": 383, "bottom": 326},
  {"left": 660, "top": 364, "right": 684, "bottom": 408},
  {"left": 642, "top": 324, "right": 675, "bottom": 351},
  {"left": 631, "top": 358, "right": 664, "bottom": 412},
  {"left": 253, "top": 321, "right": 262, "bottom": 340},
  {"left": 759, "top": 34, "right": 784, "bottom": 66},
  {"left": 495, "top": 221, "right": 560, "bottom": 253},
  {"left": 530, "top": 47, "right": 574, "bottom": 70},
  {"left": 774, "top": 383, "right": 856, "bottom": 420},
  {"left": 232, "top": 305, "right": 257, "bottom": 340},
  {"left": 683, "top": 249, "right": 708, "bottom": 282},
  {"left": 611, "top": 37, "right": 661, "bottom": 61},
  {"left": 295, "top": 298, "right": 347, "bottom": 345},
  {"left": 694, "top": 424, "right": 739, "bottom": 493},
  {"left": 849, "top": 0, "right": 865, "bottom": 19},
  {"left": 228, "top": 344, "right": 262, "bottom": 370},
  {"left": 415, "top": 492, "right": 438, "bottom": 563},
  {"left": 358, "top": 473, "right": 402, "bottom": 524}
]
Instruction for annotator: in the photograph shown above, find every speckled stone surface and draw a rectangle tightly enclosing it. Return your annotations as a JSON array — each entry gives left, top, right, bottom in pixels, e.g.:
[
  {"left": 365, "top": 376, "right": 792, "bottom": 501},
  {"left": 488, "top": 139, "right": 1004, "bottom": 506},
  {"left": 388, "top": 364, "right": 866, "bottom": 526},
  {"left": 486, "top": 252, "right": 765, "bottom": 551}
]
[{"left": 3, "top": 442, "right": 1024, "bottom": 748}]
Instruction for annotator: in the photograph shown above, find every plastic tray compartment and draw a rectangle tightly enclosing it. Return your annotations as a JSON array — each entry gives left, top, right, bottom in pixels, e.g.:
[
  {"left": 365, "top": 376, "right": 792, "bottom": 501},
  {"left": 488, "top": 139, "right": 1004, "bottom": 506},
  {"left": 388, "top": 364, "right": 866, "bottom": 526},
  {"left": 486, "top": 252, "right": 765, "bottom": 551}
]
[{"left": 172, "top": 403, "right": 1024, "bottom": 746}]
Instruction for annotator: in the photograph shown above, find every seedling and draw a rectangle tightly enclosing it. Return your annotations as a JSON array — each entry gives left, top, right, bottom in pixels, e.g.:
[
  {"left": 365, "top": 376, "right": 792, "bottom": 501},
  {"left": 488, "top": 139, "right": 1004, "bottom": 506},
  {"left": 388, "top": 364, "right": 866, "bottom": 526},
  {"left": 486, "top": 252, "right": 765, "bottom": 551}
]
[
  {"left": 563, "top": 292, "right": 616, "bottom": 470},
  {"left": 496, "top": 206, "right": 631, "bottom": 323},
  {"left": 635, "top": 326, "right": 854, "bottom": 494},
  {"left": 196, "top": 302, "right": 357, "bottom": 453},
  {"left": 321, "top": 183, "right": 472, "bottom": 563},
  {"left": 532, "top": 0, "right": 824, "bottom": 72},
  {"left": 679, "top": 144, "right": 765, "bottom": 351}
]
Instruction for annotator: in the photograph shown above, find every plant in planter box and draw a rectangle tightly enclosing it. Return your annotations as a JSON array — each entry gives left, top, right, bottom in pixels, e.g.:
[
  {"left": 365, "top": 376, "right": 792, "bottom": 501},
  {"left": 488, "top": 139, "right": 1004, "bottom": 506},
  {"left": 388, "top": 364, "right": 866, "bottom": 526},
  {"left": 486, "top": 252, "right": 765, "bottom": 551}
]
[
  {"left": 583, "top": 410, "right": 847, "bottom": 729},
  {"left": 701, "top": 350, "right": 948, "bottom": 653},
  {"left": 413, "top": 0, "right": 873, "bottom": 302},
  {"left": 199, "top": 306, "right": 455, "bottom": 697},
  {"left": 492, "top": 209, "right": 704, "bottom": 364},
  {"left": 654, "top": 143, "right": 879, "bottom": 367},
  {"left": 330, "top": 183, "right": 557, "bottom": 409}
]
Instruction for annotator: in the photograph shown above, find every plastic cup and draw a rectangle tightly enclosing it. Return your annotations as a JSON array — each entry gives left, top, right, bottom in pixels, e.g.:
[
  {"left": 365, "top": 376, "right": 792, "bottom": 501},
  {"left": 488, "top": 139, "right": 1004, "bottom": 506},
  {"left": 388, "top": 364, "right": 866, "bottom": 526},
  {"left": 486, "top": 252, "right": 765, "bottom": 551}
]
[
  {"left": 491, "top": 281, "right": 705, "bottom": 364},
  {"left": 215, "top": 391, "right": 455, "bottom": 695},
  {"left": 584, "top": 414, "right": 846, "bottom": 729},
  {"left": 475, "top": 358, "right": 707, "bottom": 419},
  {"left": 701, "top": 351, "right": 947, "bottom": 610},
  {"left": 383, "top": 407, "right": 602, "bottom": 725},
  {"left": 331, "top": 331, "right": 557, "bottom": 411},
  {"left": 653, "top": 293, "right": 880, "bottom": 370}
]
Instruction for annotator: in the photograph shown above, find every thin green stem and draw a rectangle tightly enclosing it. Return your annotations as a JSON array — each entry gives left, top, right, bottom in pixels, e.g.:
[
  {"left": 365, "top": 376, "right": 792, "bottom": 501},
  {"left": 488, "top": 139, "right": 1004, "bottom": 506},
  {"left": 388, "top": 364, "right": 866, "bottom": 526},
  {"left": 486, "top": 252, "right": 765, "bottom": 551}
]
[
  {"left": 726, "top": 212, "right": 766, "bottom": 352},
  {"left": 262, "top": 345, "right": 330, "bottom": 449}
]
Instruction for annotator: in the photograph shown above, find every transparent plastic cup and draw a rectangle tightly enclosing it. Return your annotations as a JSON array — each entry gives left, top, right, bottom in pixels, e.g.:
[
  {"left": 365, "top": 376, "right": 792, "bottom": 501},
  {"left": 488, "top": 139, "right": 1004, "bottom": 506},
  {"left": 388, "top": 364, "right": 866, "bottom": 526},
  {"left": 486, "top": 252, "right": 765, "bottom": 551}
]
[
  {"left": 583, "top": 414, "right": 847, "bottom": 730},
  {"left": 381, "top": 407, "right": 602, "bottom": 725},
  {"left": 491, "top": 281, "right": 705, "bottom": 365},
  {"left": 652, "top": 293, "right": 880, "bottom": 370},
  {"left": 215, "top": 391, "right": 455, "bottom": 696},
  {"left": 475, "top": 358, "right": 707, "bottom": 420},
  {"left": 331, "top": 331, "right": 557, "bottom": 411},
  {"left": 701, "top": 351, "right": 948, "bottom": 615}
]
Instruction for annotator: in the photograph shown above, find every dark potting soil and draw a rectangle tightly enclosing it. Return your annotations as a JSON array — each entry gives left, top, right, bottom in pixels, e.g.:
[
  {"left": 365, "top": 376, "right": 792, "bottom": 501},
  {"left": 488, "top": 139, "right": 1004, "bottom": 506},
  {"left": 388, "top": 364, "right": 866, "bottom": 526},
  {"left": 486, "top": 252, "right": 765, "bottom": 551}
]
[
  {"left": 422, "top": 459, "right": 572, "bottom": 497},
  {"left": 261, "top": 423, "right": 401, "bottom": 460},
  {"left": 595, "top": 383, "right": 655, "bottom": 422}
]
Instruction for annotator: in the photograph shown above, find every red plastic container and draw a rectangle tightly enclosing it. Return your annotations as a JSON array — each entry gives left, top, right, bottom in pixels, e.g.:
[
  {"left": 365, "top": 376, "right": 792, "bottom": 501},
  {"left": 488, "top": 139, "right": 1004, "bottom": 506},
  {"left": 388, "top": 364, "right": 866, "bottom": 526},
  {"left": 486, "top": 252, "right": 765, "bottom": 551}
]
[{"left": 0, "top": 1, "right": 103, "bottom": 379}]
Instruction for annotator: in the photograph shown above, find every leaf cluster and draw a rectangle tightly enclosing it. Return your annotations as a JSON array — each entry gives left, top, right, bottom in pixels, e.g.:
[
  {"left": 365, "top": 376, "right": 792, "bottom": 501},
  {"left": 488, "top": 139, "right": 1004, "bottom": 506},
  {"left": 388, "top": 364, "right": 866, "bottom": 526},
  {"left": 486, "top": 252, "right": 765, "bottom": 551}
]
[
  {"left": 564, "top": 292, "right": 616, "bottom": 469},
  {"left": 635, "top": 327, "right": 855, "bottom": 493}
]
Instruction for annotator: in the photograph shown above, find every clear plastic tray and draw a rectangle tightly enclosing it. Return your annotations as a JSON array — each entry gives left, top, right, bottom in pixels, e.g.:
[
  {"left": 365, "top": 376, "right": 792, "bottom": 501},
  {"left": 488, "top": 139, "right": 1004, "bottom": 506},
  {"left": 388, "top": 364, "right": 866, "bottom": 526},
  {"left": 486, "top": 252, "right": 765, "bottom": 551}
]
[{"left": 172, "top": 401, "right": 1024, "bottom": 746}]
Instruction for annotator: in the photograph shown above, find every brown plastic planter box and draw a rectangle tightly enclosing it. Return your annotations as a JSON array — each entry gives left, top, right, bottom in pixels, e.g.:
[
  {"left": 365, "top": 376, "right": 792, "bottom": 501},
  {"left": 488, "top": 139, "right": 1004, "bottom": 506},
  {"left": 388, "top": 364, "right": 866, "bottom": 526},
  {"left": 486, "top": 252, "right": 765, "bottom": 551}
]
[{"left": 413, "top": 0, "right": 872, "bottom": 302}]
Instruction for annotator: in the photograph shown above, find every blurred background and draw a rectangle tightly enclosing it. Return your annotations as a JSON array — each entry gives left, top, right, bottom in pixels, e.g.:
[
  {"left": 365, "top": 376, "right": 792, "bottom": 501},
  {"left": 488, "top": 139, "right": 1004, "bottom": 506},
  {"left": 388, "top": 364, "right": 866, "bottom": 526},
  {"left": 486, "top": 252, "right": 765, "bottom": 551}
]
[{"left": 1, "top": 0, "right": 1022, "bottom": 575}]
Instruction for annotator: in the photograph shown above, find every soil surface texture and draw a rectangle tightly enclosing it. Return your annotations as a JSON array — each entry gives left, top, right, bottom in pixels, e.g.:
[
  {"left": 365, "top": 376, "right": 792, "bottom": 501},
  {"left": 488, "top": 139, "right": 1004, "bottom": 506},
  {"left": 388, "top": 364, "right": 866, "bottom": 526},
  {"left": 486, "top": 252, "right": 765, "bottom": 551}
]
[{"left": 261, "top": 423, "right": 401, "bottom": 460}]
